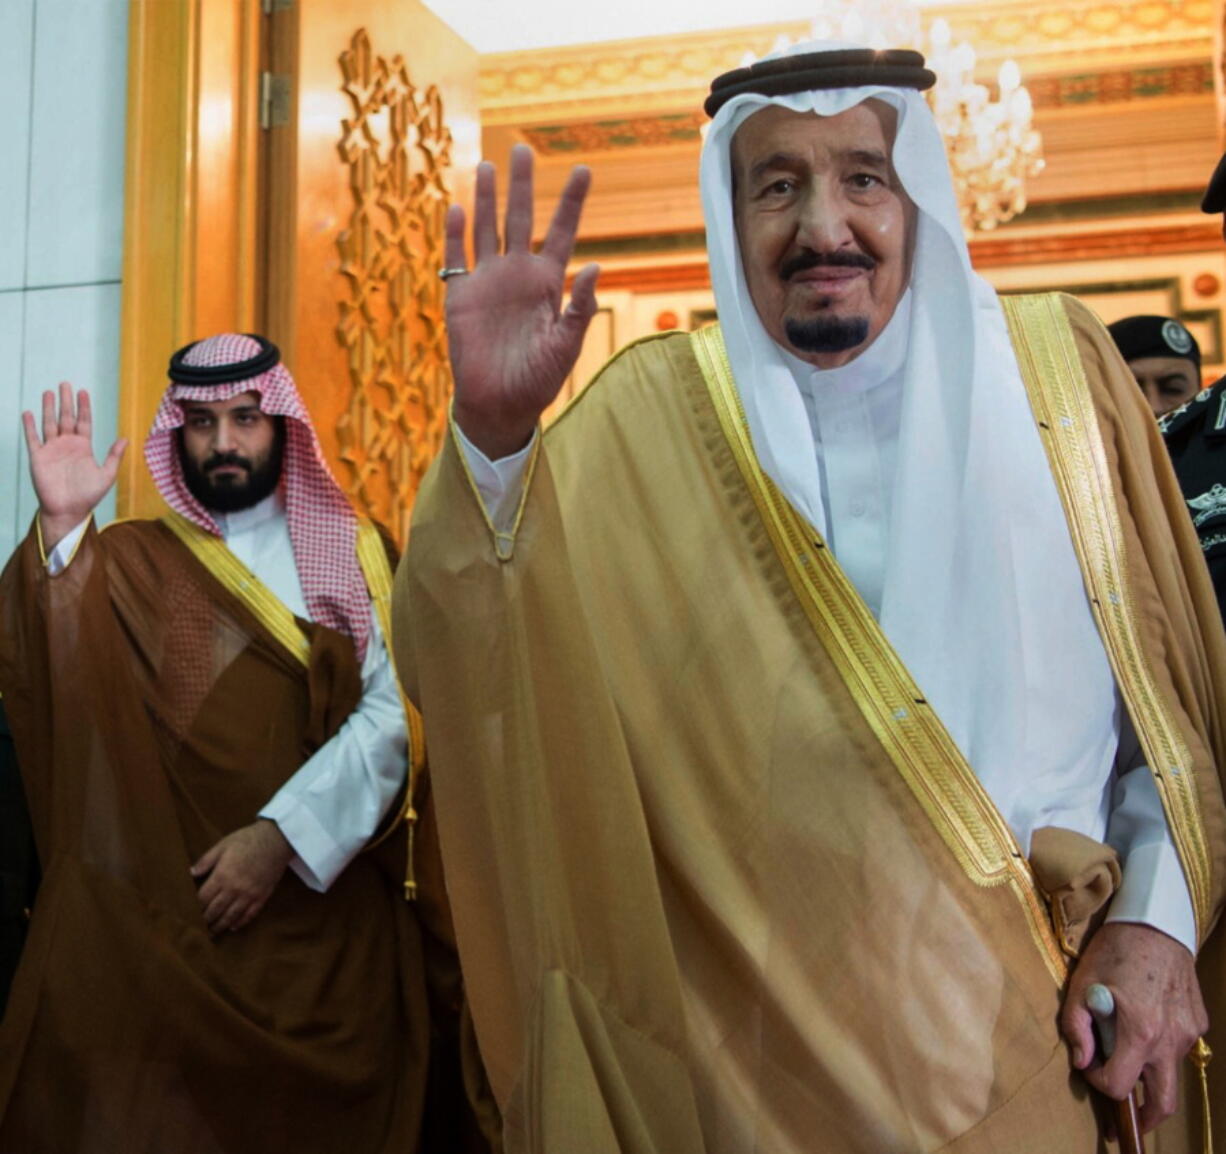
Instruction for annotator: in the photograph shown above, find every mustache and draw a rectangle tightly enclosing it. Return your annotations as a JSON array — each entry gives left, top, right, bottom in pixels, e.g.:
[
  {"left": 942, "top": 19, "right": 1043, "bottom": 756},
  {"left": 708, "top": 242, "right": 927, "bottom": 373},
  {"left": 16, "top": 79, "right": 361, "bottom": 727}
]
[
  {"left": 203, "top": 452, "right": 252, "bottom": 472},
  {"left": 780, "top": 250, "right": 875, "bottom": 280}
]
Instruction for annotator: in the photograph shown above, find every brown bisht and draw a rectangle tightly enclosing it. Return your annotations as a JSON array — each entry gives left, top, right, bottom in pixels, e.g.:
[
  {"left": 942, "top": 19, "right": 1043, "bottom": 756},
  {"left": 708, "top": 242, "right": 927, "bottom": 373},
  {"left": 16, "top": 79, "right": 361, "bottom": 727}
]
[
  {"left": 0, "top": 516, "right": 467, "bottom": 1153},
  {"left": 397, "top": 294, "right": 1226, "bottom": 1153}
]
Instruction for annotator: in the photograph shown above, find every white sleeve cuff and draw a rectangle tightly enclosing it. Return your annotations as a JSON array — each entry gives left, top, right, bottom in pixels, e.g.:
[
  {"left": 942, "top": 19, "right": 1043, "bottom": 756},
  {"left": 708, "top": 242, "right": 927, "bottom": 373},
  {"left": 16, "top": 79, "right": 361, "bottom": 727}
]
[
  {"left": 45, "top": 517, "right": 92, "bottom": 575},
  {"left": 1105, "top": 761, "right": 1198, "bottom": 953},
  {"left": 256, "top": 610, "right": 407, "bottom": 893},
  {"left": 452, "top": 421, "right": 537, "bottom": 534},
  {"left": 258, "top": 794, "right": 345, "bottom": 893},
  {"left": 1105, "top": 840, "right": 1197, "bottom": 953}
]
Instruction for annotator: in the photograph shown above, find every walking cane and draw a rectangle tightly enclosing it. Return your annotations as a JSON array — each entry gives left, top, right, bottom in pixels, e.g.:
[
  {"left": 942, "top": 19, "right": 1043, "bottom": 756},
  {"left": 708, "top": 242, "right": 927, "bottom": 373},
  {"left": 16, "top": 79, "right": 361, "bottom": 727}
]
[{"left": 1086, "top": 984, "right": 1144, "bottom": 1154}]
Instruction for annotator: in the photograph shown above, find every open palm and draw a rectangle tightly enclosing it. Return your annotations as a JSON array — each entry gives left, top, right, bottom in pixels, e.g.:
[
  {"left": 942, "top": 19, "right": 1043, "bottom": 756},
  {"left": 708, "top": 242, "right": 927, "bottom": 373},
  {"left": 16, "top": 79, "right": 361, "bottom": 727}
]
[
  {"left": 23, "top": 382, "right": 127, "bottom": 542},
  {"left": 445, "top": 145, "right": 600, "bottom": 460}
]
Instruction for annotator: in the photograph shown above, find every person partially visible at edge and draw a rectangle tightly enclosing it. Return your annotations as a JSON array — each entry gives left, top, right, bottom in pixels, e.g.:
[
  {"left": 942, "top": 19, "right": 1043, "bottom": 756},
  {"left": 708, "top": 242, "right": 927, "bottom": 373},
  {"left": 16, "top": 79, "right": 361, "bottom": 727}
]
[
  {"left": 394, "top": 41, "right": 1226, "bottom": 1153},
  {"left": 1108, "top": 314, "right": 1203, "bottom": 418},
  {"left": 0, "top": 335, "right": 494, "bottom": 1152},
  {"left": 0, "top": 697, "right": 38, "bottom": 1020},
  {"left": 1159, "top": 156, "right": 1226, "bottom": 632}
]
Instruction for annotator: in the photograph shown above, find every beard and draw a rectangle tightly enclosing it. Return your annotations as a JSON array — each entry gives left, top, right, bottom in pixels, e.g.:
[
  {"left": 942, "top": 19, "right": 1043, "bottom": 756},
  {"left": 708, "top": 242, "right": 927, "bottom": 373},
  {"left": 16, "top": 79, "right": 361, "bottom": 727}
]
[
  {"left": 784, "top": 312, "right": 871, "bottom": 354},
  {"left": 178, "top": 422, "right": 285, "bottom": 514}
]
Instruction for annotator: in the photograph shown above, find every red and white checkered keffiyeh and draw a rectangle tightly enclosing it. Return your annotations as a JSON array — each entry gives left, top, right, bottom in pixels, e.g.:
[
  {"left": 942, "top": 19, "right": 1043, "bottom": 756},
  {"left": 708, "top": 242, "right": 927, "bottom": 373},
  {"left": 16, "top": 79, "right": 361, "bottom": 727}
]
[{"left": 145, "top": 333, "right": 371, "bottom": 660}]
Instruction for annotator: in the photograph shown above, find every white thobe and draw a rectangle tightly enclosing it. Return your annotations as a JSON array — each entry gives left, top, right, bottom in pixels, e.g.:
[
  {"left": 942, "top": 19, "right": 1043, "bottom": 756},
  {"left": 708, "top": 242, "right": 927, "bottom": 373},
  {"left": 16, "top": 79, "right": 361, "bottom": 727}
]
[{"left": 48, "top": 494, "right": 406, "bottom": 893}]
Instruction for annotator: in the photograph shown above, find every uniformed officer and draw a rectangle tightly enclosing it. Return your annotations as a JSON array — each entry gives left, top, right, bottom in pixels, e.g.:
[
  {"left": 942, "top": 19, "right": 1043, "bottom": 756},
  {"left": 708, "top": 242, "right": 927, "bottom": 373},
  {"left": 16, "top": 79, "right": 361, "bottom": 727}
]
[
  {"left": 1160, "top": 380, "right": 1226, "bottom": 623},
  {"left": 1153, "top": 149, "right": 1226, "bottom": 623},
  {"left": 1107, "top": 314, "right": 1202, "bottom": 417}
]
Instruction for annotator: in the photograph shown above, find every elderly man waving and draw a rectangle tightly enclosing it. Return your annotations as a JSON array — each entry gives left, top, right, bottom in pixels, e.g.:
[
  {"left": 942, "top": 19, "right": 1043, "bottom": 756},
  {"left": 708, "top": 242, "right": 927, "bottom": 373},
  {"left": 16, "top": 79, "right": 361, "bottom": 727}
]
[{"left": 398, "top": 43, "right": 1225, "bottom": 1153}]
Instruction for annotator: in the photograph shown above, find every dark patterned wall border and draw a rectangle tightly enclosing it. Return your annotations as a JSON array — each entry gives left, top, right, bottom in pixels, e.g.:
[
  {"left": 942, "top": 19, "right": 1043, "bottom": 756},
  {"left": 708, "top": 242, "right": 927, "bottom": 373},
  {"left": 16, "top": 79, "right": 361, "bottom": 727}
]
[{"left": 520, "top": 64, "right": 1214, "bottom": 159}]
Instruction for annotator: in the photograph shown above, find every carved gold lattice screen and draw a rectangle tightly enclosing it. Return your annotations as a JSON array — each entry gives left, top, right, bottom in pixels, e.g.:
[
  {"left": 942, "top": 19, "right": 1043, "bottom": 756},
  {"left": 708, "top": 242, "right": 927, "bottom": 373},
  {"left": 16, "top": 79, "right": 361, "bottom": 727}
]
[{"left": 337, "top": 29, "right": 454, "bottom": 545}]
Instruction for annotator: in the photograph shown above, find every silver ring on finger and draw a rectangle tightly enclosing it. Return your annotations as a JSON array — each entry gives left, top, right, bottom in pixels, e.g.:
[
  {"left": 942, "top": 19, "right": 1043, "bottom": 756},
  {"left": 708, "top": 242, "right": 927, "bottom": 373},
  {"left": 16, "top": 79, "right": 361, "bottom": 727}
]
[{"left": 438, "top": 266, "right": 470, "bottom": 281}]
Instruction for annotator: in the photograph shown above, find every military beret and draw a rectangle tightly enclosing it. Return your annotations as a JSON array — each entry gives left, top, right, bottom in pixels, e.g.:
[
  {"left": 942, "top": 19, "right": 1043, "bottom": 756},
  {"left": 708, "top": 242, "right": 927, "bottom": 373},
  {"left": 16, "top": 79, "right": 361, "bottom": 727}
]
[{"left": 1107, "top": 315, "right": 1200, "bottom": 370}]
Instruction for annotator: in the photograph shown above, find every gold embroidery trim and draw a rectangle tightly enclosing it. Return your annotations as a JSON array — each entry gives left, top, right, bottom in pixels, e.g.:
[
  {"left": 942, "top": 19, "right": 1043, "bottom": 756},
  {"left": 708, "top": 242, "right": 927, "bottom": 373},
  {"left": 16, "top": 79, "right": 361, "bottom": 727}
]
[
  {"left": 464, "top": 332, "right": 682, "bottom": 560},
  {"left": 691, "top": 325, "right": 1067, "bottom": 984},
  {"left": 161, "top": 511, "right": 311, "bottom": 666},
  {"left": 164, "top": 511, "right": 424, "bottom": 900},
  {"left": 1191, "top": 1037, "right": 1213, "bottom": 1154},
  {"left": 1002, "top": 293, "right": 1210, "bottom": 937},
  {"left": 355, "top": 520, "right": 425, "bottom": 899},
  {"left": 447, "top": 404, "right": 542, "bottom": 562},
  {"left": 37, "top": 513, "right": 94, "bottom": 571}
]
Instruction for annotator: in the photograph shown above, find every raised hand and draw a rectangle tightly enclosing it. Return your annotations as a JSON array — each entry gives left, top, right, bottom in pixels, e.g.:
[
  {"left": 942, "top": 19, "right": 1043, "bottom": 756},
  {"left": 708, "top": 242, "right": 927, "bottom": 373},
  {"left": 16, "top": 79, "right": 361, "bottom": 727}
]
[
  {"left": 22, "top": 382, "right": 127, "bottom": 551},
  {"left": 445, "top": 143, "right": 600, "bottom": 460}
]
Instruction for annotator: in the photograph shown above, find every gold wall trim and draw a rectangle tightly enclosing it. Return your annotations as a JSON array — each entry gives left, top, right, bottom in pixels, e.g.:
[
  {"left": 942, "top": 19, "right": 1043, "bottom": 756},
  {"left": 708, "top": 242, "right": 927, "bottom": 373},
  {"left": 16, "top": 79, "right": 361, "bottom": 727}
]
[
  {"left": 1002, "top": 293, "right": 1211, "bottom": 937},
  {"left": 690, "top": 325, "right": 1067, "bottom": 983}
]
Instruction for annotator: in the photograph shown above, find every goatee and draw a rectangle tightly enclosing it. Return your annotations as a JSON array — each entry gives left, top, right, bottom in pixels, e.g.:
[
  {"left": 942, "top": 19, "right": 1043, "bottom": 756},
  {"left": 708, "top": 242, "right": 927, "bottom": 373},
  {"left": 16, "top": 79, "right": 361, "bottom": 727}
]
[{"left": 784, "top": 314, "right": 871, "bottom": 355}]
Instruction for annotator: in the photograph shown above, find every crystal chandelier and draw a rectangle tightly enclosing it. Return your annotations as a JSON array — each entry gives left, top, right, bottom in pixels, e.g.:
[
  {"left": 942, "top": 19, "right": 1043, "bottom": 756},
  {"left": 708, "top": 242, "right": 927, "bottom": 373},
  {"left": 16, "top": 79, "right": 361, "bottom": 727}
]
[{"left": 767, "top": 1, "right": 1046, "bottom": 232}]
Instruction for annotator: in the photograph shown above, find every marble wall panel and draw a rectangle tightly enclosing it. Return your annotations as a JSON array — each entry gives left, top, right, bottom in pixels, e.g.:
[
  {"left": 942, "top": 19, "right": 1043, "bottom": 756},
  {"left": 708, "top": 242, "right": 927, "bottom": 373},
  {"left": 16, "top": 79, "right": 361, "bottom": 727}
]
[
  {"left": 0, "top": 295, "right": 27, "bottom": 560},
  {"left": 24, "top": 0, "right": 128, "bottom": 289},
  {"left": 0, "top": 1, "right": 36, "bottom": 292}
]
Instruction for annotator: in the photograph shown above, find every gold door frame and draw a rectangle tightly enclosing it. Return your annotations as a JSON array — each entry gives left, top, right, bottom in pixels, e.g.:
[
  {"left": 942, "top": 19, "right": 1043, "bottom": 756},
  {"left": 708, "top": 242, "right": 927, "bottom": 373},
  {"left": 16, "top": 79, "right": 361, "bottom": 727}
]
[{"left": 119, "top": 0, "right": 263, "bottom": 520}]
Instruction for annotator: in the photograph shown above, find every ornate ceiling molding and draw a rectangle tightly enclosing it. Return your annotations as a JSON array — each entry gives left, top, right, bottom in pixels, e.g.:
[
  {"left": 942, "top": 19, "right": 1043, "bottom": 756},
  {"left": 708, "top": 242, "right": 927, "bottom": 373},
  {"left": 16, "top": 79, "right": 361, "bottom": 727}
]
[
  {"left": 515, "top": 62, "right": 1214, "bottom": 158},
  {"left": 480, "top": 0, "right": 1214, "bottom": 126},
  {"left": 931, "top": 0, "right": 1213, "bottom": 68},
  {"left": 479, "top": 26, "right": 790, "bottom": 124},
  {"left": 522, "top": 112, "right": 705, "bottom": 155},
  {"left": 1027, "top": 61, "right": 1213, "bottom": 108}
]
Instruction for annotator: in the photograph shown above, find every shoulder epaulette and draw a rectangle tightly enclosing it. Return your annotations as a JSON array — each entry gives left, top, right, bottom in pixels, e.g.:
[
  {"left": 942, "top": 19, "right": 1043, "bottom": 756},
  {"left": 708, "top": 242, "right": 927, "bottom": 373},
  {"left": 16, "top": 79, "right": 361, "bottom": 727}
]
[{"left": 1161, "top": 377, "right": 1226, "bottom": 439}]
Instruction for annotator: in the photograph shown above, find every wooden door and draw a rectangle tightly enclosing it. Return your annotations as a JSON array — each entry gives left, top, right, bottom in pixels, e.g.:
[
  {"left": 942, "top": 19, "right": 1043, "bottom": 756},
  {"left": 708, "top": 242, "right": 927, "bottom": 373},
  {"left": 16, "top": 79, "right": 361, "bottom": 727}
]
[
  {"left": 118, "top": 0, "right": 478, "bottom": 536},
  {"left": 263, "top": 0, "right": 479, "bottom": 543}
]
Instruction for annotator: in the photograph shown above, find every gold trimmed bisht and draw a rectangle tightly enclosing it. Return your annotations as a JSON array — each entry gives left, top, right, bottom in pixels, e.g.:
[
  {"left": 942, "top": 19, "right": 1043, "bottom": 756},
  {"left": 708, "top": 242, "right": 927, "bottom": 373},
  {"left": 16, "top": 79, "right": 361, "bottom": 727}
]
[{"left": 161, "top": 510, "right": 425, "bottom": 898}]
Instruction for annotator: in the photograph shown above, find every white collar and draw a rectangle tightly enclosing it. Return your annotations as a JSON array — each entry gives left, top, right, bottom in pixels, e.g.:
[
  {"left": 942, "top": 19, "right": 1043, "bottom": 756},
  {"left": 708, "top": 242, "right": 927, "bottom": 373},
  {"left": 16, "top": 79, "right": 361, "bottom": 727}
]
[
  {"left": 784, "top": 290, "right": 912, "bottom": 396},
  {"left": 212, "top": 490, "right": 284, "bottom": 537}
]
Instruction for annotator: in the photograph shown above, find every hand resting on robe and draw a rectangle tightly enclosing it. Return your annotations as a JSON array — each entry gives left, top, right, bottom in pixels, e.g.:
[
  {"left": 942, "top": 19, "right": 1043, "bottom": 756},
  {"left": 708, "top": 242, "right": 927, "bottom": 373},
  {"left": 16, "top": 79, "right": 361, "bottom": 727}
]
[{"left": 191, "top": 819, "right": 294, "bottom": 934}]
